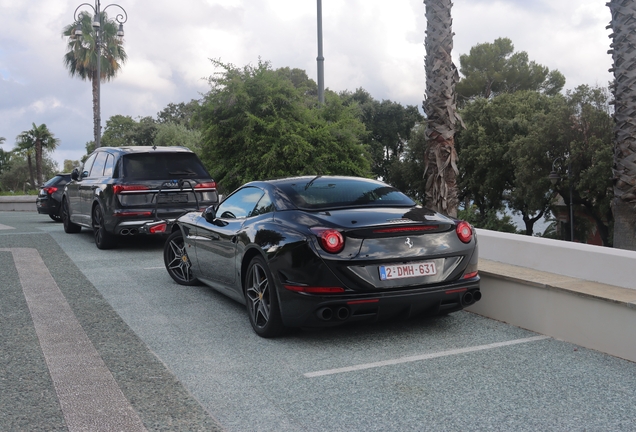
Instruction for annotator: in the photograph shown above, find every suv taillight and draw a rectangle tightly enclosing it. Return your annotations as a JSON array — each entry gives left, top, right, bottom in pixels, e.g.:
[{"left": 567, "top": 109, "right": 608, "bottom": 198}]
[
  {"left": 113, "top": 185, "right": 150, "bottom": 194},
  {"left": 195, "top": 182, "right": 217, "bottom": 189}
]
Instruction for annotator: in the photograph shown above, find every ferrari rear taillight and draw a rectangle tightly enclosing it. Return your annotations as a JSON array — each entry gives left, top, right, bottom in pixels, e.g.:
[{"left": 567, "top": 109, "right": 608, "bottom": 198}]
[
  {"left": 310, "top": 228, "right": 345, "bottom": 254},
  {"left": 456, "top": 221, "right": 473, "bottom": 243},
  {"left": 43, "top": 186, "right": 58, "bottom": 194},
  {"left": 463, "top": 271, "right": 479, "bottom": 279},
  {"left": 113, "top": 184, "right": 150, "bottom": 194}
]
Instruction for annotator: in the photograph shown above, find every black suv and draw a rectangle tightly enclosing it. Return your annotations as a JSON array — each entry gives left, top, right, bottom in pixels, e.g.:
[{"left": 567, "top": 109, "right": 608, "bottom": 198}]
[{"left": 62, "top": 146, "right": 218, "bottom": 249}]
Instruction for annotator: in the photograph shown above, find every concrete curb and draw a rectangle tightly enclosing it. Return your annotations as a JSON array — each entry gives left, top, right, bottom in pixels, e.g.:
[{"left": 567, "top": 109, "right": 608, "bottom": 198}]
[{"left": 0, "top": 195, "right": 37, "bottom": 211}]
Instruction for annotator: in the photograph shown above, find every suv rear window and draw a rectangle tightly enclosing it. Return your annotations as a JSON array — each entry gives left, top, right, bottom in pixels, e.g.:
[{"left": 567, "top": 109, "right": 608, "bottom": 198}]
[{"left": 122, "top": 153, "right": 211, "bottom": 180}]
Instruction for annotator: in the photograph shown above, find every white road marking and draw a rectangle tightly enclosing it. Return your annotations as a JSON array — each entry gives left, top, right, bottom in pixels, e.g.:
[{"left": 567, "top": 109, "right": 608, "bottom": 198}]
[
  {"left": 304, "top": 335, "right": 551, "bottom": 378},
  {"left": 3, "top": 247, "right": 147, "bottom": 432},
  {"left": 0, "top": 223, "right": 15, "bottom": 230},
  {"left": 143, "top": 266, "right": 165, "bottom": 270}
]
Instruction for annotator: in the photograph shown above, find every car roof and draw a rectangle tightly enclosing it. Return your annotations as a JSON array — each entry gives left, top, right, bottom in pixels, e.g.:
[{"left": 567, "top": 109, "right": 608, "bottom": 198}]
[{"left": 96, "top": 146, "right": 194, "bottom": 155}]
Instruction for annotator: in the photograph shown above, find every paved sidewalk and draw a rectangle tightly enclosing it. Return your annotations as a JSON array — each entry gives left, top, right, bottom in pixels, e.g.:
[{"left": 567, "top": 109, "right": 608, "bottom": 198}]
[{"left": 0, "top": 216, "right": 223, "bottom": 431}]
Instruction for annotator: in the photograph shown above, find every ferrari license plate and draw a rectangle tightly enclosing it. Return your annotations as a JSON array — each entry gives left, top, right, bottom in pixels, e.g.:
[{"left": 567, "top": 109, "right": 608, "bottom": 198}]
[{"left": 379, "top": 261, "right": 437, "bottom": 281}]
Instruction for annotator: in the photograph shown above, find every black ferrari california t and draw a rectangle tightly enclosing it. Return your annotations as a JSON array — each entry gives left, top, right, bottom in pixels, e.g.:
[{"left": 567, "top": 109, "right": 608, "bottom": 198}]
[{"left": 163, "top": 176, "right": 480, "bottom": 337}]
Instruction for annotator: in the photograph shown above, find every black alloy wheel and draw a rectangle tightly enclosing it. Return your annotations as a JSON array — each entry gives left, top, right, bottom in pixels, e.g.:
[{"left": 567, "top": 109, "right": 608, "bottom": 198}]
[
  {"left": 62, "top": 198, "right": 81, "bottom": 233},
  {"left": 245, "top": 255, "right": 286, "bottom": 338},
  {"left": 163, "top": 230, "right": 199, "bottom": 286},
  {"left": 92, "top": 205, "right": 115, "bottom": 249}
]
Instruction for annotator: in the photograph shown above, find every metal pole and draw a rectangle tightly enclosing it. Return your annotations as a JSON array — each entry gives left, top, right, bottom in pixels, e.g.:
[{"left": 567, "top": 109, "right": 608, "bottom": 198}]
[
  {"left": 568, "top": 161, "right": 574, "bottom": 241},
  {"left": 95, "top": 0, "right": 102, "bottom": 148},
  {"left": 316, "top": 0, "right": 324, "bottom": 104}
]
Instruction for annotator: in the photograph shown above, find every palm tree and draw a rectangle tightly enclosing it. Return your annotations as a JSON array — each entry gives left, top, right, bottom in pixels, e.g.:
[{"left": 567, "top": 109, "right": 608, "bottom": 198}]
[
  {"left": 62, "top": 11, "right": 127, "bottom": 147},
  {"left": 16, "top": 124, "right": 60, "bottom": 186},
  {"left": 15, "top": 132, "right": 37, "bottom": 190},
  {"left": 607, "top": 0, "right": 636, "bottom": 250},
  {"left": 423, "top": 0, "right": 463, "bottom": 217}
]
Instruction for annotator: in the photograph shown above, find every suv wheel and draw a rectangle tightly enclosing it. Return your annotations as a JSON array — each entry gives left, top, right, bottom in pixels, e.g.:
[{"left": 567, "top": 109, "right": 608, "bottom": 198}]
[
  {"left": 62, "top": 198, "right": 81, "bottom": 233},
  {"left": 92, "top": 205, "right": 116, "bottom": 249}
]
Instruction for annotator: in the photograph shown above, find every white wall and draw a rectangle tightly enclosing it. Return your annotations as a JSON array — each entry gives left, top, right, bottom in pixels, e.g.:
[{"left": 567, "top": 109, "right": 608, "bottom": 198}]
[{"left": 476, "top": 229, "right": 636, "bottom": 290}]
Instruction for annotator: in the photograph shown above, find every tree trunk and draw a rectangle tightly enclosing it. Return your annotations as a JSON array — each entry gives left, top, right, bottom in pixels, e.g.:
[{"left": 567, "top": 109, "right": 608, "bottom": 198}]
[
  {"left": 26, "top": 154, "right": 36, "bottom": 191},
  {"left": 423, "top": 0, "right": 462, "bottom": 217},
  {"left": 608, "top": 0, "right": 636, "bottom": 250},
  {"left": 35, "top": 139, "right": 43, "bottom": 186},
  {"left": 92, "top": 69, "right": 100, "bottom": 148}
]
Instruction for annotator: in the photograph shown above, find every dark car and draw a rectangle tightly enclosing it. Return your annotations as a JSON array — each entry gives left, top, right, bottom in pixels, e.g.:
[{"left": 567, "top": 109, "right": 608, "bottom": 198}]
[
  {"left": 163, "top": 175, "right": 480, "bottom": 338},
  {"left": 62, "top": 146, "right": 218, "bottom": 249},
  {"left": 36, "top": 173, "right": 72, "bottom": 221}
]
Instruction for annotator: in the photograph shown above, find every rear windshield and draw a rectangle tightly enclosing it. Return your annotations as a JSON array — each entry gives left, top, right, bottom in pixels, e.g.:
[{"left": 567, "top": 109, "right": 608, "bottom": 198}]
[
  {"left": 277, "top": 177, "right": 415, "bottom": 210},
  {"left": 122, "top": 153, "right": 211, "bottom": 180},
  {"left": 43, "top": 175, "right": 67, "bottom": 186}
]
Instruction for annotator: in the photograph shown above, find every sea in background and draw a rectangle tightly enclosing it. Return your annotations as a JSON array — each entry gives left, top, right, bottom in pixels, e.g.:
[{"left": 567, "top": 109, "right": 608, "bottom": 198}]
[{"left": 505, "top": 207, "right": 553, "bottom": 236}]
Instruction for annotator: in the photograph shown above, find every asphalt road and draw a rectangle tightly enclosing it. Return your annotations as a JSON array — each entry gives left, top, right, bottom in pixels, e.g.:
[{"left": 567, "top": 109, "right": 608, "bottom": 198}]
[{"left": 2, "top": 211, "right": 636, "bottom": 431}]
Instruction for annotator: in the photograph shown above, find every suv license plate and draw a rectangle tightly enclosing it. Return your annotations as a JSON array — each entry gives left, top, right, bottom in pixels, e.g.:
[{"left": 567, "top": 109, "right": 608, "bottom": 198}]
[
  {"left": 379, "top": 261, "right": 437, "bottom": 281},
  {"left": 158, "top": 194, "right": 188, "bottom": 204}
]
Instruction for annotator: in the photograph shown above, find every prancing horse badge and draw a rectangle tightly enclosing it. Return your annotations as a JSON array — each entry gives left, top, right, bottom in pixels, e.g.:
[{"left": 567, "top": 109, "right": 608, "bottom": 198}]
[{"left": 405, "top": 238, "right": 413, "bottom": 248}]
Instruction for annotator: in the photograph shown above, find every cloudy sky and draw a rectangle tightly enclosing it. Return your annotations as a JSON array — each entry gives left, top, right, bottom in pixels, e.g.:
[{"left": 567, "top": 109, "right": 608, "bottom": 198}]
[{"left": 1, "top": 0, "right": 613, "bottom": 168}]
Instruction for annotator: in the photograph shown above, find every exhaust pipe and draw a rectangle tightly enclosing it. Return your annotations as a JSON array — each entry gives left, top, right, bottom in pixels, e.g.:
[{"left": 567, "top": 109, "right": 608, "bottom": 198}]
[
  {"left": 129, "top": 228, "right": 138, "bottom": 235},
  {"left": 120, "top": 229, "right": 130, "bottom": 235},
  {"left": 317, "top": 307, "right": 333, "bottom": 321},
  {"left": 473, "top": 290, "right": 482, "bottom": 302},
  {"left": 336, "top": 306, "right": 350, "bottom": 321},
  {"left": 462, "top": 291, "right": 474, "bottom": 305}
]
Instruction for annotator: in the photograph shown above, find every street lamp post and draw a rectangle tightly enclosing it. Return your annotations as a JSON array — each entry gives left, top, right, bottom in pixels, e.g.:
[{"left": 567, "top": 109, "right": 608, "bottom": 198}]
[
  {"left": 72, "top": 1, "right": 127, "bottom": 148},
  {"left": 549, "top": 158, "right": 575, "bottom": 242},
  {"left": 316, "top": 0, "right": 325, "bottom": 104}
]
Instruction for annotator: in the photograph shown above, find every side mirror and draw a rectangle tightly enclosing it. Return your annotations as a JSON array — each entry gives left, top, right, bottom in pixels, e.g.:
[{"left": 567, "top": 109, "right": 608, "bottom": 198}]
[
  {"left": 203, "top": 205, "right": 216, "bottom": 223},
  {"left": 71, "top": 168, "right": 80, "bottom": 181}
]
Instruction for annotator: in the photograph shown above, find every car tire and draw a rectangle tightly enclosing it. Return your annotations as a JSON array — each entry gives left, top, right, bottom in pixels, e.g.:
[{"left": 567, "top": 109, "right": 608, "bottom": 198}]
[
  {"left": 62, "top": 198, "right": 81, "bottom": 233},
  {"left": 92, "top": 205, "right": 116, "bottom": 249},
  {"left": 163, "top": 230, "right": 200, "bottom": 286},
  {"left": 244, "top": 255, "right": 286, "bottom": 338}
]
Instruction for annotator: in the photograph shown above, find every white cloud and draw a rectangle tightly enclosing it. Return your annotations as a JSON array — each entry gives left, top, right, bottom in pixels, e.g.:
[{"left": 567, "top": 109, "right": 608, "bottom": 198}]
[{"left": 0, "top": 0, "right": 616, "bottom": 169}]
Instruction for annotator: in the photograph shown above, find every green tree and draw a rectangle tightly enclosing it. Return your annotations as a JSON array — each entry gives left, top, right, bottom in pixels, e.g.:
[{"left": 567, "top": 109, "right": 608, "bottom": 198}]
[
  {"left": 63, "top": 159, "right": 81, "bottom": 172},
  {"left": 341, "top": 88, "right": 423, "bottom": 184},
  {"left": 0, "top": 153, "right": 58, "bottom": 193},
  {"left": 456, "top": 38, "right": 565, "bottom": 102},
  {"left": 15, "top": 124, "right": 60, "bottom": 187},
  {"left": 423, "top": 0, "right": 463, "bottom": 217},
  {"left": 0, "top": 137, "right": 7, "bottom": 177},
  {"left": 198, "top": 60, "right": 370, "bottom": 193},
  {"left": 457, "top": 87, "right": 613, "bottom": 243},
  {"left": 14, "top": 133, "right": 36, "bottom": 189},
  {"left": 154, "top": 123, "right": 202, "bottom": 152},
  {"left": 456, "top": 91, "right": 558, "bottom": 233},
  {"left": 62, "top": 11, "right": 127, "bottom": 146},
  {"left": 385, "top": 123, "right": 428, "bottom": 203},
  {"left": 157, "top": 100, "right": 201, "bottom": 128},
  {"left": 607, "top": 0, "right": 636, "bottom": 250},
  {"left": 100, "top": 115, "right": 157, "bottom": 147}
]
